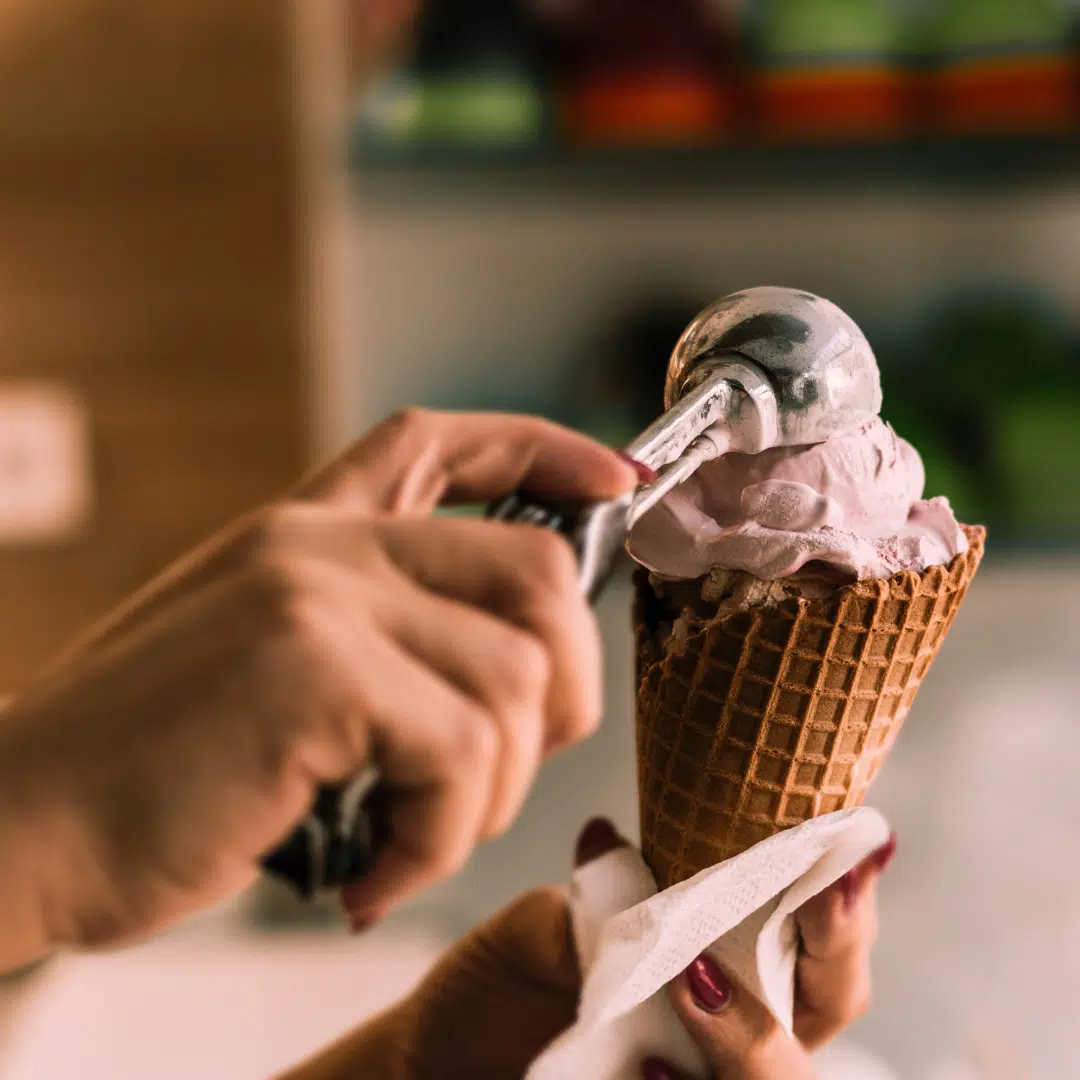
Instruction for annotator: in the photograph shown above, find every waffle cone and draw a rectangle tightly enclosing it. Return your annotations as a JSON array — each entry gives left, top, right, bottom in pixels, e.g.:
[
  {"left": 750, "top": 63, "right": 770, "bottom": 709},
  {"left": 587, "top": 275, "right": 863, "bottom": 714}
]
[{"left": 635, "top": 526, "right": 985, "bottom": 890}]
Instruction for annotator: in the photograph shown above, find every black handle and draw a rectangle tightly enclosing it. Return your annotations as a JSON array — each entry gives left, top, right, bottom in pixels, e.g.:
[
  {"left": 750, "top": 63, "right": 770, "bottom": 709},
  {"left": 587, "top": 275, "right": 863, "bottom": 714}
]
[
  {"left": 260, "top": 490, "right": 631, "bottom": 899},
  {"left": 486, "top": 491, "right": 633, "bottom": 604},
  {"left": 260, "top": 775, "right": 391, "bottom": 899}
]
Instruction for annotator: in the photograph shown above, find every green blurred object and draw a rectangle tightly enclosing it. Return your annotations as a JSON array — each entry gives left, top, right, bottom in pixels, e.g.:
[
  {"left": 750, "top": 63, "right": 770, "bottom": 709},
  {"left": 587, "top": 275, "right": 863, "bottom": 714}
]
[
  {"left": 756, "top": 0, "right": 900, "bottom": 59},
  {"left": 355, "top": 0, "right": 549, "bottom": 155},
  {"left": 878, "top": 397, "right": 984, "bottom": 529},
  {"left": 933, "top": 0, "right": 1072, "bottom": 52},
  {"left": 358, "top": 72, "right": 545, "bottom": 149},
  {"left": 883, "top": 289, "right": 1080, "bottom": 543},
  {"left": 925, "top": 290, "right": 1072, "bottom": 402},
  {"left": 1001, "top": 397, "right": 1080, "bottom": 537}
]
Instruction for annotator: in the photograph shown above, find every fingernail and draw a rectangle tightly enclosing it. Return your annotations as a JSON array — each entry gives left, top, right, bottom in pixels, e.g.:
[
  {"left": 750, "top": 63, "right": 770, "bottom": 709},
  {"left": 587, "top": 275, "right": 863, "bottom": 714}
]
[
  {"left": 575, "top": 817, "right": 621, "bottom": 867},
  {"left": 642, "top": 1059, "right": 685, "bottom": 1080},
  {"left": 616, "top": 451, "right": 657, "bottom": 484},
  {"left": 838, "top": 867, "right": 861, "bottom": 912},
  {"left": 685, "top": 954, "right": 731, "bottom": 1013},
  {"left": 869, "top": 832, "right": 898, "bottom": 875}
]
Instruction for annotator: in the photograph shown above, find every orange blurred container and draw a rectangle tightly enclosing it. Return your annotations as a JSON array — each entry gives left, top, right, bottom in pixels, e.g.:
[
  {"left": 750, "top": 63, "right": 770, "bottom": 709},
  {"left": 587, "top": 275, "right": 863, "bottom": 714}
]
[
  {"left": 929, "top": 52, "right": 1077, "bottom": 134},
  {"left": 546, "top": 0, "right": 739, "bottom": 148},
  {"left": 561, "top": 71, "right": 736, "bottom": 147},
  {"left": 756, "top": 64, "right": 914, "bottom": 140}
]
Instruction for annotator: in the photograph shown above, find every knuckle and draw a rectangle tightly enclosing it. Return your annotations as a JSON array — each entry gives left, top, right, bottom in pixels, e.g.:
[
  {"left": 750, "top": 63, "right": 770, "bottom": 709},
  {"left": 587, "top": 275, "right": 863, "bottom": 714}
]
[
  {"left": 381, "top": 406, "right": 431, "bottom": 444},
  {"left": 249, "top": 550, "right": 300, "bottom": 605},
  {"left": 482, "top": 813, "right": 512, "bottom": 842},
  {"left": 551, "top": 706, "right": 600, "bottom": 750},
  {"left": 565, "top": 679, "right": 603, "bottom": 741},
  {"left": 236, "top": 503, "right": 309, "bottom": 565},
  {"left": 517, "top": 527, "right": 580, "bottom": 601},
  {"left": 445, "top": 704, "right": 499, "bottom": 773},
  {"left": 429, "top": 833, "right": 473, "bottom": 879},
  {"left": 482, "top": 794, "right": 529, "bottom": 841},
  {"left": 248, "top": 555, "right": 322, "bottom": 642},
  {"left": 553, "top": 629, "right": 605, "bottom": 745},
  {"left": 260, "top": 501, "right": 306, "bottom": 538},
  {"left": 497, "top": 629, "right": 551, "bottom": 709},
  {"left": 576, "top": 712, "right": 602, "bottom": 742}
]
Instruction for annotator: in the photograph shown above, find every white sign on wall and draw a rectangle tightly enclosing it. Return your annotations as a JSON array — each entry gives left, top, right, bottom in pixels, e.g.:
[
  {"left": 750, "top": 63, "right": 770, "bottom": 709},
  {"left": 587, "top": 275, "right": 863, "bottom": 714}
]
[{"left": 0, "top": 383, "right": 91, "bottom": 543}]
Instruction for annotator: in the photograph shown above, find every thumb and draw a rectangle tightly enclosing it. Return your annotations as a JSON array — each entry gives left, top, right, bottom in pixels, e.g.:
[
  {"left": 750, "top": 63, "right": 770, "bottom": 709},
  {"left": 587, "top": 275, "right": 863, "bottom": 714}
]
[
  {"left": 662, "top": 955, "right": 819, "bottom": 1080},
  {"left": 294, "top": 409, "right": 638, "bottom": 513}
]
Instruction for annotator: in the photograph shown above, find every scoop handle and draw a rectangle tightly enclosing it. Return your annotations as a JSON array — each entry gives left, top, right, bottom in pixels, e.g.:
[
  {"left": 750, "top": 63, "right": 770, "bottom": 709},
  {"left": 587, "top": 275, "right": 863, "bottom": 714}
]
[
  {"left": 485, "top": 490, "right": 633, "bottom": 604},
  {"left": 260, "top": 777, "right": 391, "bottom": 900}
]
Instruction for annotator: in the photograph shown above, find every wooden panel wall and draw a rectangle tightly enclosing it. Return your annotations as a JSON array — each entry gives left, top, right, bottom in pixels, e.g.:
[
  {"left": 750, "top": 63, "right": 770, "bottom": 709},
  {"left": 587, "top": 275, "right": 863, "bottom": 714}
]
[{"left": 0, "top": 0, "right": 317, "bottom": 689}]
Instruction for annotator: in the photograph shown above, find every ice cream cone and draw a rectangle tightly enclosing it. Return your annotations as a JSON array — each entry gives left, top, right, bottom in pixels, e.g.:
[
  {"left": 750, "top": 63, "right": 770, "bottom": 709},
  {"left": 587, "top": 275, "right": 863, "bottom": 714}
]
[{"left": 634, "top": 525, "right": 985, "bottom": 891}]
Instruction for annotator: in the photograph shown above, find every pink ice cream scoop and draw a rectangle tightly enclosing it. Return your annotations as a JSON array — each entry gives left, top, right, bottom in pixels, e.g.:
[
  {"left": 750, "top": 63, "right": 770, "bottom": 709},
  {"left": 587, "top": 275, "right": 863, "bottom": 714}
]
[
  {"left": 628, "top": 418, "right": 967, "bottom": 581},
  {"left": 627, "top": 288, "right": 968, "bottom": 582}
]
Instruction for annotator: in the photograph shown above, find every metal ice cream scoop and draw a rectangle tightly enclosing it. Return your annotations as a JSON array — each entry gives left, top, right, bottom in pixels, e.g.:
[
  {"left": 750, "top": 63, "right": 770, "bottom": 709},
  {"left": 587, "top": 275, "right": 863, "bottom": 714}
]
[
  {"left": 489, "top": 287, "right": 881, "bottom": 600},
  {"left": 260, "top": 287, "right": 881, "bottom": 899},
  {"left": 664, "top": 286, "right": 881, "bottom": 445}
]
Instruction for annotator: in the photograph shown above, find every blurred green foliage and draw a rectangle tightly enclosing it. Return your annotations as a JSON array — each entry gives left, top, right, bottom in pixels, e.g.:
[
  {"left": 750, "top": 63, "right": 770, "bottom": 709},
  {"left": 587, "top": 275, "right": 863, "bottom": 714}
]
[{"left": 880, "top": 290, "right": 1080, "bottom": 543}]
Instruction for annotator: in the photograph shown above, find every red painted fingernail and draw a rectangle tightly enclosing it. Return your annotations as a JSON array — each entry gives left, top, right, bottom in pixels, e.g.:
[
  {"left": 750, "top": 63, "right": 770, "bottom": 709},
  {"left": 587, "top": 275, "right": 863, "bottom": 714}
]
[
  {"left": 642, "top": 1058, "right": 686, "bottom": 1080},
  {"left": 575, "top": 817, "right": 621, "bottom": 867},
  {"left": 869, "top": 832, "right": 898, "bottom": 875},
  {"left": 838, "top": 867, "right": 861, "bottom": 912},
  {"left": 685, "top": 954, "right": 731, "bottom": 1013},
  {"left": 616, "top": 451, "right": 657, "bottom": 484}
]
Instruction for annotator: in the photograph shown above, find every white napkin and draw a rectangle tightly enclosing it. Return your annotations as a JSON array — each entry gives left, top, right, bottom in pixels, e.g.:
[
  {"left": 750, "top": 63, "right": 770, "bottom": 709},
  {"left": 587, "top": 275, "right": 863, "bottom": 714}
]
[{"left": 526, "top": 807, "right": 891, "bottom": 1080}]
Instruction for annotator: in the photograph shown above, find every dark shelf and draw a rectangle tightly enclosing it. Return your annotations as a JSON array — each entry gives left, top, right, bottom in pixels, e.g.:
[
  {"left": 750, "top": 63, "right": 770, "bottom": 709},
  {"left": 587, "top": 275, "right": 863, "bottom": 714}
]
[{"left": 349, "top": 133, "right": 1080, "bottom": 204}]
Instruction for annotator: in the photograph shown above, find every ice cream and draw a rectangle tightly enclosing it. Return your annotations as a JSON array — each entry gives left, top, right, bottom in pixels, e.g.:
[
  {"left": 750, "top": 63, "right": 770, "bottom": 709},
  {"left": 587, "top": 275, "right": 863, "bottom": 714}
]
[
  {"left": 629, "top": 288, "right": 968, "bottom": 585},
  {"left": 628, "top": 417, "right": 969, "bottom": 583},
  {"left": 628, "top": 286, "right": 985, "bottom": 891}
]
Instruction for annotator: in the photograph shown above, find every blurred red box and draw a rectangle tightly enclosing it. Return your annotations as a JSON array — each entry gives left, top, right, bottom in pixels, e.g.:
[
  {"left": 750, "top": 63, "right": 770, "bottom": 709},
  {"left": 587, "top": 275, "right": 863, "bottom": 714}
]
[
  {"left": 755, "top": 65, "right": 915, "bottom": 140},
  {"left": 928, "top": 53, "right": 1077, "bottom": 134},
  {"left": 561, "top": 71, "right": 736, "bottom": 146}
]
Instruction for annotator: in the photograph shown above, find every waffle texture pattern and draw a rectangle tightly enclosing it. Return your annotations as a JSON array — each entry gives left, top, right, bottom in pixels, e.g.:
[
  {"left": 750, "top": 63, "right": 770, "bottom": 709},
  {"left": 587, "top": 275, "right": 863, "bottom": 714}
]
[{"left": 635, "top": 526, "right": 985, "bottom": 890}]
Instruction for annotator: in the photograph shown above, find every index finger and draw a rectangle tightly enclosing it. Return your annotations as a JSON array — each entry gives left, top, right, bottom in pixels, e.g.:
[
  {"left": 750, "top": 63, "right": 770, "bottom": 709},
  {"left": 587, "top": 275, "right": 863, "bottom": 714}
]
[{"left": 294, "top": 409, "right": 639, "bottom": 514}]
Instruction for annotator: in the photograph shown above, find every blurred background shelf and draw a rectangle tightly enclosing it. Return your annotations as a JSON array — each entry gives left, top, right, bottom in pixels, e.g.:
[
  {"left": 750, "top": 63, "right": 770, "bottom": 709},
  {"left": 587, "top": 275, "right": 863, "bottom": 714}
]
[{"left": 352, "top": 134, "right": 1080, "bottom": 200}]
